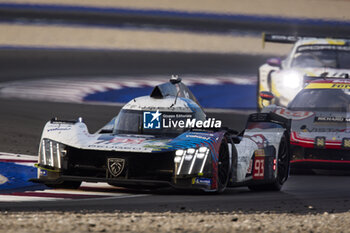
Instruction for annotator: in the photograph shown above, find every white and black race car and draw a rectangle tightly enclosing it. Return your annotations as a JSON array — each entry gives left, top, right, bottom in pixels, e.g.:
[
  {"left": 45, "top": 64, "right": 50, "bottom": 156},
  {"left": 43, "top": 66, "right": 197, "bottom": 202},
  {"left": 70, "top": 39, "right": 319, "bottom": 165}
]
[
  {"left": 258, "top": 33, "right": 350, "bottom": 110},
  {"left": 31, "top": 76, "right": 291, "bottom": 192}
]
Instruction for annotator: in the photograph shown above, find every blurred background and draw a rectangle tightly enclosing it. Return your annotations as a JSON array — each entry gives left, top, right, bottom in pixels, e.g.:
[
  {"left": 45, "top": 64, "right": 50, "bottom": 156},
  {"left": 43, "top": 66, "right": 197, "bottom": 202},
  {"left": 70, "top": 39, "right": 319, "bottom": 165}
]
[{"left": 1, "top": 0, "right": 350, "bottom": 154}]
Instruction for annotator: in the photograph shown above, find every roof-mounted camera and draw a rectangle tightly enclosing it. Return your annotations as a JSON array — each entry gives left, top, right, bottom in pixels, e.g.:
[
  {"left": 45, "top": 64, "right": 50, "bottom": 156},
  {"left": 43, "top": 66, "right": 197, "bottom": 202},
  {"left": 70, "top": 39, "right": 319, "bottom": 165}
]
[{"left": 170, "top": 75, "right": 182, "bottom": 84}]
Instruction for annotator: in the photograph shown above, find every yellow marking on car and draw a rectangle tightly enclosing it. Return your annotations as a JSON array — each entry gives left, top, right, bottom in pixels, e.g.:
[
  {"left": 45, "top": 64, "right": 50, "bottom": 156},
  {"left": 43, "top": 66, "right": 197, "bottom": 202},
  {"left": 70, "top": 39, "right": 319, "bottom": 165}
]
[
  {"left": 303, "top": 41, "right": 318, "bottom": 45},
  {"left": 258, "top": 80, "right": 280, "bottom": 109},
  {"left": 192, "top": 177, "right": 195, "bottom": 184},
  {"left": 305, "top": 70, "right": 317, "bottom": 76},
  {"left": 326, "top": 39, "right": 346, "bottom": 45},
  {"left": 258, "top": 82, "right": 269, "bottom": 109},
  {"left": 34, "top": 163, "right": 60, "bottom": 172},
  {"left": 306, "top": 83, "right": 350, "bottom": 89},
  {"left": 254, "top": 149, "right": 265, "bottom": 157}
]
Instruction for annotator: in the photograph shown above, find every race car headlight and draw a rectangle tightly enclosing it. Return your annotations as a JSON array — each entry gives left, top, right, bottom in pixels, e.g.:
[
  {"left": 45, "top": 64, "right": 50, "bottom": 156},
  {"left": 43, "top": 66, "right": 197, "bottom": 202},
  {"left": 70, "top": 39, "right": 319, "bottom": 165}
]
[
  {"left": 175, "top": 149, "right": 185, "bottom": 156},
  {"left": 282, "top": 71, "right": 302, "bottom": 89},
  {"left": 174, "top": 149, "right": 185, "bottom": 163},
  {"left": 175, "top": 147, "right": 211, "bottom": 175},
  {"left": 197, "top": 147, "right": 209, "bottom": 159},
  {"left": 174, "top": 156, "right": 182, "bottom": 163},
  {"left": 187, "top": 148, "right": 196, "bottom": 154},
  {"left": 198, "top": 147, "right": 208, "bottom": 153},
  {"left": 39, "top": 139, "right": 66, "bottom": 169}
]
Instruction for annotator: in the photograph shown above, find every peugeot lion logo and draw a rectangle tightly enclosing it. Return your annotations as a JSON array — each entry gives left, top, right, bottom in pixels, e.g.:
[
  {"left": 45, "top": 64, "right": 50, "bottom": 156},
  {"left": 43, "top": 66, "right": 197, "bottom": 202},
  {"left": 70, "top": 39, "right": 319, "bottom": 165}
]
[{"left": 107, "top": 158, "right": 125, "bottom": 177}]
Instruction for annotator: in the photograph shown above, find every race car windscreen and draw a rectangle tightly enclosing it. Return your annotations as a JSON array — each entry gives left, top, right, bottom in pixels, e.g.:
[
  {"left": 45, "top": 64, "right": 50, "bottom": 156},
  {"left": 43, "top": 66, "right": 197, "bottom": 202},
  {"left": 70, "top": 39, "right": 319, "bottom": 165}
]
[
  {"left": 288, "top": 88, "right": 350, "bottom": 112},
  {"left": 291, "top": 44, "right": 350, "bottom": 69},
  {"left": 113, "top": 109, "right": 205, "bottom": 136}
]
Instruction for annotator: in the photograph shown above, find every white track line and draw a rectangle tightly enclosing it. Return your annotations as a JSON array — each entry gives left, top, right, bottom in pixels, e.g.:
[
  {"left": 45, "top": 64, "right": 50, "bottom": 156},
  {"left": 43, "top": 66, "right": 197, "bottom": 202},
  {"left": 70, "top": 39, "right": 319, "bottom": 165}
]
[
  {"left": 0, "top": 76, "right": 255, "bottom": 104},
  {"left": 0, "top": 196, "right": 63, "bottom": 202},
  {"left": 0, "top": 152, "right": 148, "bottom": 202}
]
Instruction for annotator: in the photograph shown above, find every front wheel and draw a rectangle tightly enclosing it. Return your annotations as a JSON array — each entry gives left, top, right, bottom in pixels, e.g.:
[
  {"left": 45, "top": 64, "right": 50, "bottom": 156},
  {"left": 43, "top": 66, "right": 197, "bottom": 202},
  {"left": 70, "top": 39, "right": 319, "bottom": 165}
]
[
  {"left": 249, "top": 132, "right": 290, "bottom": 191},
  {"left": 217, "top": 140, "right": 231, "bottom": 193}
]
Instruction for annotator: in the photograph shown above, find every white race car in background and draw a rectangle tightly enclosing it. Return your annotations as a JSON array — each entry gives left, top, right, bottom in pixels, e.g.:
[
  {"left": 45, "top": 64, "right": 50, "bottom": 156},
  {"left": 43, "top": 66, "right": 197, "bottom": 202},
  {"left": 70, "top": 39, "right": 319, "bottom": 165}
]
[{"left": 257, "top": 33, "right": 350, "bottom": 110}]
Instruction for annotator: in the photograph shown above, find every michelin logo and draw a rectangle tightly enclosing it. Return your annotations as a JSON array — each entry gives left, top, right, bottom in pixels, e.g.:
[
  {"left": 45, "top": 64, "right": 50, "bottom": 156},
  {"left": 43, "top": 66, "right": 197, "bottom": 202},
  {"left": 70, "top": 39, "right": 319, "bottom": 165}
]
[{"left": 143, "top": 110, "right": 162, "bottom": 129}]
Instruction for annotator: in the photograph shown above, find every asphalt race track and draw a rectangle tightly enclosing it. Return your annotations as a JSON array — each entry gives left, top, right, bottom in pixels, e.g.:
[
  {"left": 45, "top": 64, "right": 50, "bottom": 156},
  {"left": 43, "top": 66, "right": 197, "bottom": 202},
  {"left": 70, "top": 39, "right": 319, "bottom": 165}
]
[
  {"left": 0, "top": 49, "right": 268, "bottom": 81},
  {"left": 1, "top": 174, "right": 350, "bottom": 213},
  {"left": 0, "top": 50, "right": 350, "bottom": 213}
]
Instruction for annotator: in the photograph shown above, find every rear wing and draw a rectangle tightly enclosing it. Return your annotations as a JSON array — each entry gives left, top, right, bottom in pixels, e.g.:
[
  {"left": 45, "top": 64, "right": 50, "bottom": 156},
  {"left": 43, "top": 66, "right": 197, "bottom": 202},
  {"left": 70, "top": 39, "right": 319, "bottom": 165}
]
[{"left": 262, "top": 32, "right": 350, "bottom": 48}]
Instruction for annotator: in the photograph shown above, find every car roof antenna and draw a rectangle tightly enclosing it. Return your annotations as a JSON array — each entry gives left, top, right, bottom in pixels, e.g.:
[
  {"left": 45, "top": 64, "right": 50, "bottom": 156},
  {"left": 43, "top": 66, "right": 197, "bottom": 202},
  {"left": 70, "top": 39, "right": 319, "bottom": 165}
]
[
  {"left": 170, "top": 90, "right": 181, "bottom": 108},
  {"left": 170, "top": 75, "right": 182, "bottom": 84}
]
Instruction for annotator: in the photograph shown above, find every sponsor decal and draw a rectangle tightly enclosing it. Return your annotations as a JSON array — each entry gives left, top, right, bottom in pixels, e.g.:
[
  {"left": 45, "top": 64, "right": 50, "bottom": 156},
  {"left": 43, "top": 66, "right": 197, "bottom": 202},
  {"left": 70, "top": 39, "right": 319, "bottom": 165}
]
[
  {"left": 297, "top": 45, "right": 350, "bottom": 52},
  {"left": 185, "top": 134, "right": 213, "bottom": 141},
  {"left": 107, "top": 158, "right": 125, "bottom": 177},
  {"left": 331, "top": 84, "right": 350, "bottom": 89},
  {"left": 253, "top": 157, "right": 265, "bottom": 179},
  {"left": 143, "top": 111, "right": 221, "bottom": 129},
  {"left": 91, "top": 136, "right": 172, "bottom": 152},
  {"left": 254, "top": 149, "right": 265, "bottom": 157},
  {"left": 306, "top": 83, "right": 350, "bottom": 89},
  {"left": 315, "top": 116, "right": 350, "bottom": 123},
  {"left": 47, "top": 127, "right": 72, "bottom": 132},
  {"left": 87, "top": 144, "right": 152, "bottom": 152},
  {"left": 332, "top": 79, "right": 350, "bottom": 83},
  {"left": 274, "top": 108, "right": 314, "bottom": 120},
  {"left": 109, "top": 138, "right": 146, "bottom": 144},
  {"left": 192, "top": 177, "right": 212, "bottom": 186},
  {"left": 301, "top": 126, "right": 349, "bottom": 133},
  {"left": 253, "top": 149, "right": 265, "bottom": 179}
]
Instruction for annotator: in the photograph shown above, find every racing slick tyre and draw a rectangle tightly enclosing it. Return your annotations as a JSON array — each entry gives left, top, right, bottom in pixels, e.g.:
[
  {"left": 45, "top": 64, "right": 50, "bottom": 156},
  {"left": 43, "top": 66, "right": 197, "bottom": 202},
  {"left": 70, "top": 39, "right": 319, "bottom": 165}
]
[
  {"left": 46, "top": 181, "right": 82, "bottom": 189},
  {"left": 248, "top": 132, "right": 290, "bottom": 191},
  {"left": 217, "top": 139, "right": 231, "bottom": 193}
]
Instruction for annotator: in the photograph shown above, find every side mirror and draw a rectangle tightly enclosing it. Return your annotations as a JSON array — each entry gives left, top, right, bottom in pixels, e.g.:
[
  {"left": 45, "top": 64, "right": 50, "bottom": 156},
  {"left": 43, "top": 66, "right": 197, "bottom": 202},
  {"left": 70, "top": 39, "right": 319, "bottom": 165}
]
[
  {"left": 267, "top": 58, "right": 281, "bottom": 68},
  {"left": 260, "top": 91, "right": 274, "bottom": 101}
]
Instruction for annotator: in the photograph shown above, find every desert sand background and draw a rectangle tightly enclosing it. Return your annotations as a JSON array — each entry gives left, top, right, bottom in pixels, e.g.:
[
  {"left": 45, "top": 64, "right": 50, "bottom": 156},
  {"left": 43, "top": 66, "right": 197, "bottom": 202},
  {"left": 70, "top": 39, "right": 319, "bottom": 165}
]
[
  {"left": 1, "top": 0, "right": 350, "bottom": 54},
  {"left": 5, "top": 0, "right": 350, "bottom": 21}
]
